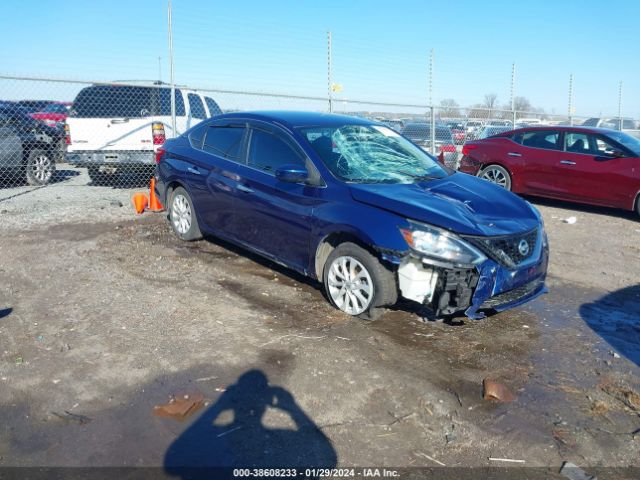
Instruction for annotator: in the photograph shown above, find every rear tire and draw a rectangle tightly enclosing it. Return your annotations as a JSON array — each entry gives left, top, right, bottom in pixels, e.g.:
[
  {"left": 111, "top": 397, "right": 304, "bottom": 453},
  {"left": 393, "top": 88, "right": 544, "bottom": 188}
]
[
  {"left": 478, "top": 164, "right": 512, "bottom": 190},
  {"left": 25, "top": 149, "right": 55, "bottom": 186},
  {"left": 169, "top": 186, "right": 202, "bottom": 241},
  {"left": 88, "top": 166, "right": 117, "bottom": 186},
  {"left": 635, "top": 195, "right": 640, "bottom": 218},
  {"left": 323, "top": 242, "right": 397, "bottom": 321}
]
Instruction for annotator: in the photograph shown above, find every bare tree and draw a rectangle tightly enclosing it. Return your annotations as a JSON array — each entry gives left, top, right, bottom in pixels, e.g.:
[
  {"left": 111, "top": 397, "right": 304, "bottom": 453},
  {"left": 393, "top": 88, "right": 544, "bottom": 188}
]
[
  {"left": 513, "top": 96, "right": 532, "bottom": 114},
  {"left": 439, "top": 98, "right": 461, "bottom": 118},
  {"left": 482, "top": 93, "right": 498, "bottom": 120},
  {"left": 483, "top": 93, "right": 498, "bottom": 110}
]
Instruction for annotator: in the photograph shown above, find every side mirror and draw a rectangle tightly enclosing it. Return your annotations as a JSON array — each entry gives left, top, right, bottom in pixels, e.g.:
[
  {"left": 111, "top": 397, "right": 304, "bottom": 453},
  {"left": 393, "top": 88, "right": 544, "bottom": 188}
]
[
  {"left": 275, "top": 164, "right": 308, "bottom": 183},
  {"left": 597, "top": 148, "right": 625, "bottom": 159}
]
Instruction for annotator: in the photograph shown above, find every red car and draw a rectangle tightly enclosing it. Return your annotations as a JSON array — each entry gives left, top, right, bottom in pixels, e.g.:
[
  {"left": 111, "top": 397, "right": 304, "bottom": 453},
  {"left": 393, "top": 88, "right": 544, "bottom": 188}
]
[
  {"left": 459, "top": 126, "right": 640, "bottom": 216},
  {"left": 30, "top": 101, "right": 72, "bottom": 129}
]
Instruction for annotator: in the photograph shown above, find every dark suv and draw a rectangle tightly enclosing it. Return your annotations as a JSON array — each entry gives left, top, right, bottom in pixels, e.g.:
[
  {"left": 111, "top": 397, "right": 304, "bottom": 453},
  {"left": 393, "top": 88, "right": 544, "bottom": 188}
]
[{"left": 0, "top": 104, "right": 62, "bottom": 185}]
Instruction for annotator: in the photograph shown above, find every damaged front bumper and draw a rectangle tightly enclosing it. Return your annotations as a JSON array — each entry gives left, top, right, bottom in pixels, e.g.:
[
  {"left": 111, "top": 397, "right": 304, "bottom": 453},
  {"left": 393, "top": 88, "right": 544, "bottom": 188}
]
[{"left": 396, "top": 232, "right": 549, "bottom": 320}]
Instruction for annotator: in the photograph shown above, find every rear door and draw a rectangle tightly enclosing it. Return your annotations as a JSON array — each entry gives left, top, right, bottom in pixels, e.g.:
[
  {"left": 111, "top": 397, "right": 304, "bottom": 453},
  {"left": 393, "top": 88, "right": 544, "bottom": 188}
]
[
  {"left": 184, "top": 121, "right": 248, "bottom": 236},
  {"left": 231, "top": 123, "right": 320, "bottom": 272},
  {"left": 516, "top": 129, "right": 566, "bottom": 195}
]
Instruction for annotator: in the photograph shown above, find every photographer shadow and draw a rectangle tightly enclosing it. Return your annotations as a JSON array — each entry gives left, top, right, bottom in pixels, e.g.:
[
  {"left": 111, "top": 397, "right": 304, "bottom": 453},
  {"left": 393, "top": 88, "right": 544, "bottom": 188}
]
[{"left": 164, "top": 370, "right": 336, "bottom": 476}]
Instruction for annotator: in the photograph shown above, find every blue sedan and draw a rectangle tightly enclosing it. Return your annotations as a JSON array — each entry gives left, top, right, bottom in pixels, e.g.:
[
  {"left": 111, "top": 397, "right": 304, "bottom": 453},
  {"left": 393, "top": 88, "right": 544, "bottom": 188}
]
[{"left": 154, "top": 111, "right": 548, "bottom": 320}]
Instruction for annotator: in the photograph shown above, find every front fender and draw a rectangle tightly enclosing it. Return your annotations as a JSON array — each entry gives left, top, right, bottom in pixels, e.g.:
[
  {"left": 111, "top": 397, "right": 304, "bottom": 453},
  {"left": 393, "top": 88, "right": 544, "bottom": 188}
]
[{"left": 309, "top": 201, "right": 410, "bottom": 277}]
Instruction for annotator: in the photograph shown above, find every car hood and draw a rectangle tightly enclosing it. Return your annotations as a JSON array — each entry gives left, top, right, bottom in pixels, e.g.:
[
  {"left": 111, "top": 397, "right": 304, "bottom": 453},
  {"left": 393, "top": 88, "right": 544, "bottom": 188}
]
[{"left": 349, "top": 173, "right": 539, "bottom": 236}]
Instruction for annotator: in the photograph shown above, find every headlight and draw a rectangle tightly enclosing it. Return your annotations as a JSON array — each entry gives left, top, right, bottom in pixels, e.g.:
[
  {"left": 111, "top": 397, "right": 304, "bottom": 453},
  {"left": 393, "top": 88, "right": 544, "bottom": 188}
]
[{"left": 400, "top": 221, "right": 487, "bottom": 267}]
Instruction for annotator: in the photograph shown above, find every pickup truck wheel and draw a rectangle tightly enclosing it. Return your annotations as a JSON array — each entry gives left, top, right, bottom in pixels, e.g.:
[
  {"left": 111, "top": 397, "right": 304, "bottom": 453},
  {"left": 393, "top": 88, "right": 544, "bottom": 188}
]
[
  {"left": 169, "top": 186, "right": 202, "bottom": 241},
  {"left": 88, "top": 166, "right": 117, "bottom": 186},
  {"left": 25, "top": 149, "right": 54, "bottom": 186},
  {"left": 323, "top": 242, "right": 397, "bottom": 321},
  {"left": 478, "top": 164, "right": 512, "bottom": 190}
]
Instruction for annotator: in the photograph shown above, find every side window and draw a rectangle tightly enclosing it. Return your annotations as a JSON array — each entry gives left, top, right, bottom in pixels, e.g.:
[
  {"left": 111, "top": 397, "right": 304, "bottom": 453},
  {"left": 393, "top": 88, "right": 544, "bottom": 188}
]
[
  {"left": 565, "top": 132, "right": 592, "bottom": 154},
  {"left": 188, "top": 123, "right": 208, "bottom": 149},
  {"left": 248, "top": 129, "right": 304, "bottom": 174},
  {"left": 187, "top": 93, "right": 207, "bottom": 119},
  {"left": 159, "top": 88, "right": 185, "bottom": 116},
  {"left": 202, "top": 126, "right": 245, "bottom": 160},
  {"left": 521, "top": 130, "right": 561, "bottom": 150},
  {"left": 594, "top": 136, "right": 622, "bottom": 157},
  {"left": 204, "top": 97, "right": 222, "bottom": 117}
]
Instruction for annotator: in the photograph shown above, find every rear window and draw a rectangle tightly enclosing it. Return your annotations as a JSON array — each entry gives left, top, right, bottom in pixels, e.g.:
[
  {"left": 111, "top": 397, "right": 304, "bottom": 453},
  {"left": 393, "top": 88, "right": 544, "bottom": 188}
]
[
  {"left": 71, "top": 86, "right": 185, "bottom": 118},
  {"left": 202, "top": 126, "right": 245, "bottom": 160},
  {"left": 188, "top": 94, "right": 206, "bottom": 119},
  {"left": 519, "top": 130, "right": 561, "bottom": 150}
]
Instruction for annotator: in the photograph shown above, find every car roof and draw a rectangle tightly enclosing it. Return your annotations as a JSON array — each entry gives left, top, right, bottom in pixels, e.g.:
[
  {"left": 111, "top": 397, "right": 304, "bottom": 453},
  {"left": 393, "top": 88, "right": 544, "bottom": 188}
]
[
  {"left": 215, "top": 110, "right": 377, "bottom": 128},
  {"left": 513, "top": 125, "right": 624, "bottom": 135}
]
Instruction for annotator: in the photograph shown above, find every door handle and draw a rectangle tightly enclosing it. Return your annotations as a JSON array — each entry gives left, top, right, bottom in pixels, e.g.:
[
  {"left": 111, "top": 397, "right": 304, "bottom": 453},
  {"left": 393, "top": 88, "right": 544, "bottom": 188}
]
[
  {"left": 187, "top": 167, "right": 201, "bottom": 175},
  {"left": 507, "top": 152, "right": 522, "bottom": 157},
  {"left": 560, "top": 160, "right": 576, "bottom": 165},
  {"left": 110, "top": 118, "right": 129, "bottom": 124},
  {"left": 236, "top": 184, "right": 254, "bottom": 194}
]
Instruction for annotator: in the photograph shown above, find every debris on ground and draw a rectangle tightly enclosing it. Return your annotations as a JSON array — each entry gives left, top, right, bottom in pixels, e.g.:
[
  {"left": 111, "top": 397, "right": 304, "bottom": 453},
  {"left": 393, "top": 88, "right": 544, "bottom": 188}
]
[
  {"left": 14, "top": 356, "right": 23, "bottom": 365},
  {"left": 599, "top": 382, "right": 640, "bottom": 412},
  {"left": 414, "top": 451, "right": 446, "bottom": 466},
  {"left": 488, "top": 457, "right": 525, "bottom": 463},
  {"left": 559, "top": 461, "right": 597, "bottom": 480},
  {"left": 609, "top": 350, "right": 620, "bottom": 359},
  {"left": 563, "top": 216, "right": 577, "bottom": 224},
  {"left": 153, "top": 393, "right": 204, "bottom": 420},
  {"left": 483, "top": 378, "right": 515, "bottom": 402},
  {"left": 51, "top": 410, "right": 92, "bottom": 425}
]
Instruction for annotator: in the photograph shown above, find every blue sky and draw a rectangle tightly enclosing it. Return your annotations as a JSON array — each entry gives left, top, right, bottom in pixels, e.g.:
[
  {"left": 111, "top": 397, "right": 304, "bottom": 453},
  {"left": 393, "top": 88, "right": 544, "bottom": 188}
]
[{"left": 1, "top": 0, "right": 638, "bottom": 117}]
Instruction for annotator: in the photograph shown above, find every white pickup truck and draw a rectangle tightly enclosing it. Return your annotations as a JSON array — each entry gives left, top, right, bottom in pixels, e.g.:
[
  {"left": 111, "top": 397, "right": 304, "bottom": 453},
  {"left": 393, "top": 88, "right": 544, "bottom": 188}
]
[{"left": 65, "top": 84, "right": 221, "bottom": 184}]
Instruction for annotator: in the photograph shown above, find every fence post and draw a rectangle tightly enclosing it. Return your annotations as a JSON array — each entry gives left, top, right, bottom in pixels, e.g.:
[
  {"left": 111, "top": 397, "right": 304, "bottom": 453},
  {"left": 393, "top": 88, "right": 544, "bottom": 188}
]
[
  {"left": 618, "top": 81, "right": 623, "bottom": 130},
  {"left": 430, "top": 106, "right": 436, "bottom": 156},
  {"left": 568, "top": 74, "right": 574, "bottom": 126},
  {"left": 167, "top": 0, "right": 177, "bottom": 137},
  {"left": 327, "top": 31, "right": 333, "bottom": 113}
]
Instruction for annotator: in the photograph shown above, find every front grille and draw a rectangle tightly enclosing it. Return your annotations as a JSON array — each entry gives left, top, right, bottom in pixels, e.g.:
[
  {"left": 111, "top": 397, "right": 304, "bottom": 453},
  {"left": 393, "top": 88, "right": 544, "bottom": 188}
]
[
  {"left": 465, "top": 228, "right": 538, "bottom": 268},
  {"left": 481, "top": 279, "right": 544, "bottom": 309}
]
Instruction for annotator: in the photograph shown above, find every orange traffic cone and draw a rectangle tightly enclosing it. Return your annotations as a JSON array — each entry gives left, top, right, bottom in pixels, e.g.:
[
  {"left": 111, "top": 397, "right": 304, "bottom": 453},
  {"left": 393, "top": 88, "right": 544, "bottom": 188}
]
[
  {"left": 148, "top": 178, "right": 164, "bottom": 212},
  {"left": 132, "top": 192, "right": 148, "bottom": 214}
]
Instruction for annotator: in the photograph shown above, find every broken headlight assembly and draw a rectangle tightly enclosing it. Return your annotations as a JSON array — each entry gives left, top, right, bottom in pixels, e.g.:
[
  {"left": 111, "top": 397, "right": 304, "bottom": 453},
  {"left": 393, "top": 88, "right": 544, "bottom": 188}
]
[{"left": 400, "top": 221, "right": 487, "bottom": 268}]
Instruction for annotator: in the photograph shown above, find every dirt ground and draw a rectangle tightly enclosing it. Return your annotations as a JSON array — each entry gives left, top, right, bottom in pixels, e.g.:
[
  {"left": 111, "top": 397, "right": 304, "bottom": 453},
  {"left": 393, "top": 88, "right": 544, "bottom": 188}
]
[{"left": 0, "top": 167, "right": 639, "bottom": 478}]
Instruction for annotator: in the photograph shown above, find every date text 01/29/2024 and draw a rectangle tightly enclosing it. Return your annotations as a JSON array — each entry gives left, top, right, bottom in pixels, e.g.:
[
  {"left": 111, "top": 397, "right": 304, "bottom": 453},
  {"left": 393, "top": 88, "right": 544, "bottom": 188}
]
[{"left": 232, "top": 468, "right": 400, "bottom": 477}]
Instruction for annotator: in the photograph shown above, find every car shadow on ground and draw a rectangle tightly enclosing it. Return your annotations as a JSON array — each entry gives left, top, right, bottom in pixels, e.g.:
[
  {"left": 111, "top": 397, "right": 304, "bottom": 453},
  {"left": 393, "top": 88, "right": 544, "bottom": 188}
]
[
  {"left": 164, "top": 370, "right": 337, "bottom": 478},
  {"left": 579, "top": 284, "right": 640, "bottom": 367},
  {"left": 201, "top": 234, "right": 319, "bottom": 290},
  {"left": 0, "top": 168, "right": 79, "bottom": 190},
  {"left": 525, "top": 195, "right": 637, "bottom": 221}
]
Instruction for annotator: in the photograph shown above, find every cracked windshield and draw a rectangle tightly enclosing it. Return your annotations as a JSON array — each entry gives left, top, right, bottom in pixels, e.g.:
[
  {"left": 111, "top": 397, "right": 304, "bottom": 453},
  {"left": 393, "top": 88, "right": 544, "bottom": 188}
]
[{"left": 300, "top": 125, "right": 449, "bottom": 183}]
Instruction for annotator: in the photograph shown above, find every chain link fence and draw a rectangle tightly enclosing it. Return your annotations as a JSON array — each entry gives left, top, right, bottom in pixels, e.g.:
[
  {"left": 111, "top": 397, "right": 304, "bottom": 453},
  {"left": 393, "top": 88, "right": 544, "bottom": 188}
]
[{"left": 0, "top": 74, "right": 636, "bottom": 194}]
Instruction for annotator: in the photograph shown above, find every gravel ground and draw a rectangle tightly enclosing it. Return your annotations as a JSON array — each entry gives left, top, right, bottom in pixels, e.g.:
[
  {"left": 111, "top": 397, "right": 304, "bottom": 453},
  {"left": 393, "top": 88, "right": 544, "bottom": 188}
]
[{"left": 0, "top": 168, "right": 638, "bottom": 478}]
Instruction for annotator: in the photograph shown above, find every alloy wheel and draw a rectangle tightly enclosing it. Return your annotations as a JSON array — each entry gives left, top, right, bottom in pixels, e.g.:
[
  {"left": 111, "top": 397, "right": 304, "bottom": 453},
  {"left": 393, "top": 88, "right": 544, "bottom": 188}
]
[
  {"left": 31, "top": 154, "right": 53, "bottom": 184},
  {"left": 327, "top": 255, "right": 374, "bottom": 315},
  {"left": 171, "top": 194, "right": 192, "bottom": 235},
  {"left": 480, "top": 166, "right": 510, "bottom": 189}
]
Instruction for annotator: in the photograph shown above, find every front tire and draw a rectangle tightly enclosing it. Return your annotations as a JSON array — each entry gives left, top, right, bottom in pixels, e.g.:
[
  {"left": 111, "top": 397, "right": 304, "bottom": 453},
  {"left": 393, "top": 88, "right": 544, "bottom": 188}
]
[
  {"left": 25, "top": 149, "right": 55, "bottom": 186},
  {"left": 323, "top": 242, "right": 397, "bottom": 320},
  {"left": 478, "top": 164, "right": 512, "bottom": 190},
  {"left": 169, "top": 186, "right": 202, "bottom": 241}
]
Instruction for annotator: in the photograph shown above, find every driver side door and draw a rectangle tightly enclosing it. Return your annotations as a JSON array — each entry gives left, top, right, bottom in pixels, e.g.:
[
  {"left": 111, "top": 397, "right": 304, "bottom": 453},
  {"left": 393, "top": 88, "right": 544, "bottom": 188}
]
[{"left": 231, "top": 123, "right": 323, "bottom": 273}]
